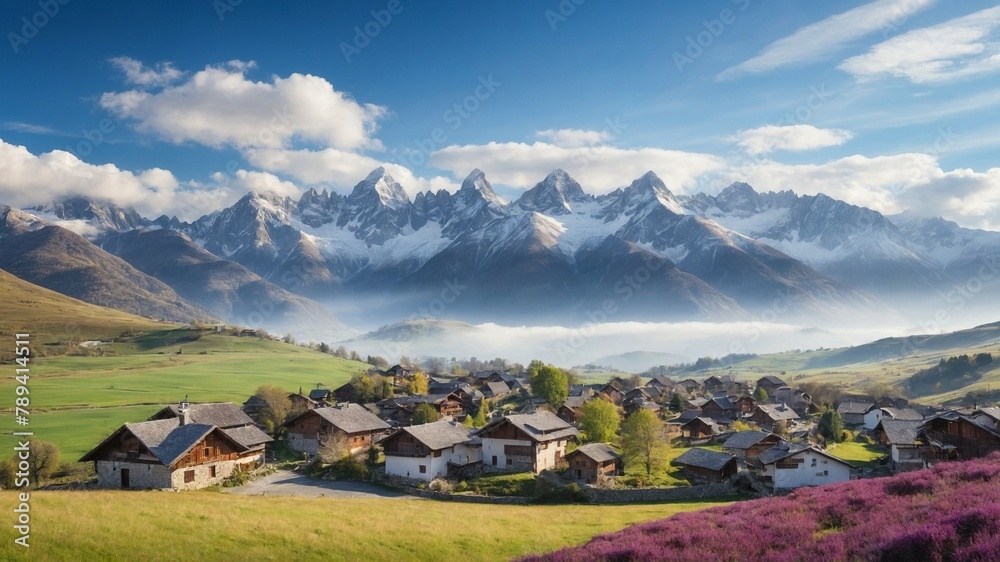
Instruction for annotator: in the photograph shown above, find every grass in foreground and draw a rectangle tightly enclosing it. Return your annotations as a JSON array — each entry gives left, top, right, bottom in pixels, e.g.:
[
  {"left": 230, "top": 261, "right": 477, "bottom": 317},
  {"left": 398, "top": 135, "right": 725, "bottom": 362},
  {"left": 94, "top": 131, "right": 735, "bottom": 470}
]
[{"left": 0, "top": 491, "right": 728, "bottom": 561}]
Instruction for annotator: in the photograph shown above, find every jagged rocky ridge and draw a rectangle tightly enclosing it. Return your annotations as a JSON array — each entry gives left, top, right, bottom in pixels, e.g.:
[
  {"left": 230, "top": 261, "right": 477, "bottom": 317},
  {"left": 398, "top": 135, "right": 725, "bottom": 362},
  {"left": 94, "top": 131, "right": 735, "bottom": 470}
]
[{"left": 22, "top": 168, "right": 1000, "bottom": 326}]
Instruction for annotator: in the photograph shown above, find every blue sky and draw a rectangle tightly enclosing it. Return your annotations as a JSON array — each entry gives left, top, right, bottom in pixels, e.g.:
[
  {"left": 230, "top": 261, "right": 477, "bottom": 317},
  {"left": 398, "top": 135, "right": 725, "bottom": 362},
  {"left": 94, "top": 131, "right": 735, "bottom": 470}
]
[{"left": 2, "top": 0, "right": 1000, "bottom": 227}]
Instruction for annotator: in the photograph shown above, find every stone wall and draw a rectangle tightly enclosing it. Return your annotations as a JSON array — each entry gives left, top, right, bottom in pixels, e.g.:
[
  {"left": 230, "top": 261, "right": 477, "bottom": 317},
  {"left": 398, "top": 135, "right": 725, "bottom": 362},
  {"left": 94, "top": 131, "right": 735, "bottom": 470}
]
[{"left": 582, "top": 482, "right": 738, "bottom": 503}]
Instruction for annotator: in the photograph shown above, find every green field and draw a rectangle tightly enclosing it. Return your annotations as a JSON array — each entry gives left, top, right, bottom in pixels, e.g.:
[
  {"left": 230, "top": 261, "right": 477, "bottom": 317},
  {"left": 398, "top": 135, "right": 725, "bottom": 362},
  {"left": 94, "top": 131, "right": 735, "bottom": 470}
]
[
  {"left": 1, "top": 329, "right": 370, "bottom": 460},
  {"left": 0, "top": 491, "right": 728, "bottom": 561},
  {"left": 827, "top": 441, "right": 888, "bottom": 469}
]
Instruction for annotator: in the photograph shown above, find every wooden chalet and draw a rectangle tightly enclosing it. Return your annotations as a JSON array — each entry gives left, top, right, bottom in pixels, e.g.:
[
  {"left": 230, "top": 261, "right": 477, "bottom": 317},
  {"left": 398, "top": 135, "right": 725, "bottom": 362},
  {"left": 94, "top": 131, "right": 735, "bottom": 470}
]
[
  {"left": 377, "top": 392, "right": 465, "bottom": 424},
  {"left": 734, "top": 395, "right": 756, "bottom": 416},
  {"left": 750, "top": 403, "right": 800, "bottom": 430},
  {"left": 837, "top": 400, "right": 876, "bottom": 426},
  {"left": 703, "top": 376, "right": 727, "bottom": 393},
  {"left": 701, "top": 396, "right": 738, "bottom": 420},
  {"left": 283, "top": 403, "right": 390, "bottom": 456},
  {"left": 721, "top": 430, "right": 784, "bottom": 467},
  {"left": 558, "top": 395, "right": 589, "bottom": 425},
  {"left": 755, "top": 376, "right": 787, "bottom": 396},
  {"left": 288, "top": 392, "right": 322, "bottom": 413},
  {"left": 921, "top": 411, "right": 1000, "bottom": 460},
  {"left": 80, "top": 399, "right": 271, "bottom": 490},
  {"left": 476, "top": 411, "right": 578, "bottom": 473},
  {"left": 597, "top": 382, "right": 624, "bottom": 405},
  {"left": 681, "top": 416, "right": 722, "bottom": 440},
  {"left": 565, "top": 443, "right": 621, "bottom": 484},
  {"left": 872, "top": 419, "right": 926, "bottom": 471},
  {"left": 645, "top": 376, "right": 675, "bottom": 393},
  {"left": 382, "top": 420, "right": 481, "bottom": 481},
  {"left": 675, "top": 379, "right": 703, "bottom": 395},
  {"left": 672, "top": 448, "right": 738, "bottom": 484}
]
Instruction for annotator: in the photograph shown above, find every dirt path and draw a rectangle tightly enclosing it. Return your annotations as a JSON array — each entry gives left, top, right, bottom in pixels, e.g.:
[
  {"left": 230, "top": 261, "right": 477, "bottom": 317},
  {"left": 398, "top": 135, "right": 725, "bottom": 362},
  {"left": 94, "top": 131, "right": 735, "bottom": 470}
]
[{"left": 224, "top": 469, "right": 415, "bottom": 500}]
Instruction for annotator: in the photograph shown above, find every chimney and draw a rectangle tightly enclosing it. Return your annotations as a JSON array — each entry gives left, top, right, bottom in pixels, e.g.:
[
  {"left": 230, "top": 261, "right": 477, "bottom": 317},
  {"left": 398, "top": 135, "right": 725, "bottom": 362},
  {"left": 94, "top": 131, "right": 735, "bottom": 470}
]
[{"left": 179, "top": 395, "right": 191, "bottom": 426}]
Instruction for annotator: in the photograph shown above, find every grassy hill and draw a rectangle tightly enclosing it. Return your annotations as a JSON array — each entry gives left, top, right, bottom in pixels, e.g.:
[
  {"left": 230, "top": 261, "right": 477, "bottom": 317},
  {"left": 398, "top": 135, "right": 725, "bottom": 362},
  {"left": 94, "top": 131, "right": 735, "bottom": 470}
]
[
  {"left": 0, "top": 326, "right": 370, "bottom": 459},
  {"left": 0, "top": 491, "right": 727, "bottom": 561},
  {"left": 0, "top": 268, "right": 170, "bottom": 356}
]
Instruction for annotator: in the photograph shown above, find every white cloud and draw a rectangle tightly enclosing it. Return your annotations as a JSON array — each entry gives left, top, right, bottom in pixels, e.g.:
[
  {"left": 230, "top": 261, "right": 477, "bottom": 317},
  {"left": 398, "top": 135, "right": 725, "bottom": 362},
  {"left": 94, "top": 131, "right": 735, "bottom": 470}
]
[
  {"left": 0, "top": 139, "right": 241, "bottom": 221},
  {"left": 735, "top": 125, "right": 853, "bottom": 155},
  {"left": 109, "top": 56, "right": 184, "bottom": 87},
  {"left": 719, "top": 0, "right": 936, "bottom": 79},
  {"left": 535, "top": 128, "right": 613, "bottom": 148},
  {"left": 897, "top": 168, "right": 1000, "bottom": 229},
  {"left": 839, "top": 6, "right": 1000, "bottom": 84},
  {"left": 429, "top": 142, "right": 724, "bottom": 194},
  {"left": 213, "top": 169, "right": 303, "bottom": 200},
  {"left": 100, "top": 60, "right": 387, "bottom": 151},
  {"left": 243, "top": 147, "right": 457, "bottom": 196},
  {"left": 725, "top": 152, "right": 942, "bottom": 214}
]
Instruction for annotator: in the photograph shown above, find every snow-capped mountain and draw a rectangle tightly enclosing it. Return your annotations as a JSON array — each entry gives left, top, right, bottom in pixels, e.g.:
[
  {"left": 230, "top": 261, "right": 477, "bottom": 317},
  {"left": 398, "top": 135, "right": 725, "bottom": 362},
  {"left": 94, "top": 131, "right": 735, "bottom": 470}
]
[
  {"left": 681, "top": 183, "right": 951, "bottom": 304},
  {"left": 24, "top": 167, "right": 1000, "bottom": 328}
]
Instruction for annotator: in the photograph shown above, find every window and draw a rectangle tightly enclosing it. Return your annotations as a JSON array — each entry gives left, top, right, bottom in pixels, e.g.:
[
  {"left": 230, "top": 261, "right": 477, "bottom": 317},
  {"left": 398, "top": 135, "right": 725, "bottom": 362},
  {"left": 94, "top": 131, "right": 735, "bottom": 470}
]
[
  {"left": 205, "top": 447, "right": 212, "bottom": 458},
  {"left": 507, "top": 458, "right": 513, "bottom": 465},
  {"left": 419, "top": 465, "right": 426, "bottom": 474},
  {"left": 209, "top": 466, "right": 217, "bottom": 478},
  {"left": 184, "top": 470, "right": 195, "bottom": 483},
  {"left": 433, "top": 450, "right": 442, "bottom": 458}
]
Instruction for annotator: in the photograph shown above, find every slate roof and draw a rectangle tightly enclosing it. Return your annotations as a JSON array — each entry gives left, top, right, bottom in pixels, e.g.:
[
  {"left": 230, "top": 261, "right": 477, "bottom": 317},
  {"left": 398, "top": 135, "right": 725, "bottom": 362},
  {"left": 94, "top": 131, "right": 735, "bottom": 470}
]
[
  {"left": 673, "top": 448, "right": 737, "bottom": 471},
  {"left": 151, "top": 402, "right": 271, "bottom": 448},
  {"left": 647, "top": 376, "right": 674, "bottom": 388},
  {"left": 881, "top": 407, "right": 923, "bottom": 421},
  {"left": 309, "top": 389, "right": 331, "bottom": 401},
  {"left": 758, "top": 443, "right": 810, "bottom": 465},
  {"left": 759, "top": 444, "right": 855, "bottom": 468},
  {"left": 155, "top": 402, "right": 257, "bottom": 429},
  {"left": 757, "top": 376, "right": 787, "bottom": 386},
  {"left": 79, "top": 417, "right": 253, "bottom": 467},
  {"left": 876, "top": 420, "right": 922, "bottom": 445},
  {"left": 755, "top": 403, "right": 800, "bottom": 421},
  {"left": 309, "top": 404, "right": 390, "bottom": 434},
  {"left": 484, "top": 381, "right": 511, "bottom": 397},
  {"left": 706, "top": 396, "right": 735, "bottom": 410},
  {"left": 838, "top": 401, "right": 875, "bottom": 415},
  {"left": 977, "top": 406, "right": 1000, "bottom": 422},
  {"left": 722, "top": 430, "right": 778, "bottom": 450},
  {"left": 569, "top": 443, "right": 620, "bottom": 464},
  {"left": 478, "top": 411, "right": 578, "bottom": 443},
  {"left": 392, "top": 420, "right": 475, "bottom": 451},
  {"left": 561, "top": 396, "right": 589, "bottom": 410}
]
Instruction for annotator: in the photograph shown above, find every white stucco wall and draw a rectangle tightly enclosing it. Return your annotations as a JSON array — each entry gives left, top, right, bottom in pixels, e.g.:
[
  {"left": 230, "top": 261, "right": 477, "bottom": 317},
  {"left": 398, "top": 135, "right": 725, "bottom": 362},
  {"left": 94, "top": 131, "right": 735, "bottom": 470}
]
[
  {"left": 764, "top": 450, "right": 851, "bottom": 489},
  {"left": 385, "top": 444, "right": 483, "bottom": 481},
  {"left": 481, "top": 438, "right": 566, "bottom": 473},
  {"left": 864, "top": 409, "right": 884, "bottom": 430}
]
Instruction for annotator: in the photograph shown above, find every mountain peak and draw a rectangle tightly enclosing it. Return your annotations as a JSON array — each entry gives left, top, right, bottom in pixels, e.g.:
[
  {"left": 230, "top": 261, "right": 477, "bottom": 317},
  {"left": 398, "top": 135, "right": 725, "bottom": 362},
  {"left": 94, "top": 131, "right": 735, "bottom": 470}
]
[
  {"left": 459, "top": 169, "right": 504, "bottom": 206},
  {"left": 517, "top": 169, "right": 592, "bottom": 215},
  {"left": 350, "top": 167, "right": 410, "bottom": 210},
  {"left": 622, "top": 171, "right": 684, "bottom": 215},
  {"left": 715, "top": 181, "right": 761, "bottom": 213}
]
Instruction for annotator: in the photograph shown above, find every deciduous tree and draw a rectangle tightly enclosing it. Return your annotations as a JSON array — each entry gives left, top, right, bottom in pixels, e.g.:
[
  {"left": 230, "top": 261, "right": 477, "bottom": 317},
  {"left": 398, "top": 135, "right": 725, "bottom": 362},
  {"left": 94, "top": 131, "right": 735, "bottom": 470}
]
[
  {"left": 254, "top": 384, "right": 292, "bottom": 435},
  {"left": 412, "top": 403, "right": 439, "bottom": 425},
  {"left": 532, "top": 365, "right": 569, "bottom": 406},
  {"left": 579, "top": 398, "right": 620, "bottom": 443},
  {"left": 621, "top": 409, "right": 669, "bottom": 475}
]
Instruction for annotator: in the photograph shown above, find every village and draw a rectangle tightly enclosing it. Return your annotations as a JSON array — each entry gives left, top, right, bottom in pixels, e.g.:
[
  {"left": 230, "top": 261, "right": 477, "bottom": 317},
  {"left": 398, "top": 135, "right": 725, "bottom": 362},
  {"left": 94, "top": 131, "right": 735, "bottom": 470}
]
[{"left": 76, "top": 358, "right": 1000, "bottom": 502}]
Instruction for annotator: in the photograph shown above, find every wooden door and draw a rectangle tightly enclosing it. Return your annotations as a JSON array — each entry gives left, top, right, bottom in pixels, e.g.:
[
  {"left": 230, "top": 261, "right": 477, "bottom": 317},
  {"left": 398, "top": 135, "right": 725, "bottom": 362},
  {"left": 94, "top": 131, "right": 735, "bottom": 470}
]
[{"left": 121, "top": 468, "right": 130, "bottom": 488}]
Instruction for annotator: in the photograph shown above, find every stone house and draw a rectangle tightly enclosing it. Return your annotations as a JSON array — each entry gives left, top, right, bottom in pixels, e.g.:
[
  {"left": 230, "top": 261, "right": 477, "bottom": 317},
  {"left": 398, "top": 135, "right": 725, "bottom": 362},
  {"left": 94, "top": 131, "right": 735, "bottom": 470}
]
[
  {"left": 283, "top": 403, "right": 390, "bottom": 456},
  {"left": 382, "top": 420, "right": 481, "bottom": 481},
  {"left": 565, "top": 443, "right": 621, "bottom": 484},
  {"left": 476, "top": 411, "right": 577, "bottom": 473},
  {"left": 80, "top": 400, "right": 271, "bottom": 490}
]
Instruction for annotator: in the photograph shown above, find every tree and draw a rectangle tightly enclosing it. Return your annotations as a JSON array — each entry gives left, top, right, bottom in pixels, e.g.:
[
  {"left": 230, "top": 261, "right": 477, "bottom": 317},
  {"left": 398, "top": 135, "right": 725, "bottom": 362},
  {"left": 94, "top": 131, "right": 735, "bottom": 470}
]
[
  {"left": 351, "top": 375, "right": 376, "bottom": 403},
  {"left": 335, "top": 345, "right": 348, "bottom": 358},
  {"left": 408, "top": 373, "right": 429, "bottom": 395},
  {"left": 349, "top": 350, "right": 361, "bottom": 362},
  {"left": 532, "top": 365, "right": 569, "bottom": 406},
  {"left": 412, "top": 403, "right": 439, "bottom": 425},
  {"left": 620, "top": 409, "right": 669, "bottom": 476},
  {"left": 579, "top": 398, "right": 620, "bottom": 443},
  {"left": 318, "top": 342, "right": 330, "bottom": 354},
  {"left": 366, "top": 355, "right": 389, "bottom": 369},
  {"left": 470, "top": 405, "right": 488, "bottom": 428},
  {"left": 254, "top": 385, "right": 292, "bottom": 435},
  {"left": 669, "top": 393, "right": 684, "bottom": 413},
  {"left": 753, "top": 386, "right": 769, "bottom": 403},
  {"left": 622, "top": 374, "right": 643, "bottom": 392},
  {"left": 818, "top": 408, "right": 844, "bottom": 443},
  {"left": 26, "top": 439, "right": 60, "bottom": 487},
  {"left": 527, "top": 359, "right": 546, "bottom": 381},
  {"left": 283, "top": 332, "right": 296, "bottom": 345}
]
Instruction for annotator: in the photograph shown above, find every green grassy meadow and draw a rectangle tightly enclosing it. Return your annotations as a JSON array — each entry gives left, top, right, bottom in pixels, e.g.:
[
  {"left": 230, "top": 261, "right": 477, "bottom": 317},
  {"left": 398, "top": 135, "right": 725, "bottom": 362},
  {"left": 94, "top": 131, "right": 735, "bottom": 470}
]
[
  {"left": 0, "top": 490, "right": 729, "bottom": 561},
  {"left": 827, "top": 441, "right": 888, "bottom": 469},
  {"left": 1, "top": 329, "right": 370, "bottom": 459}
]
